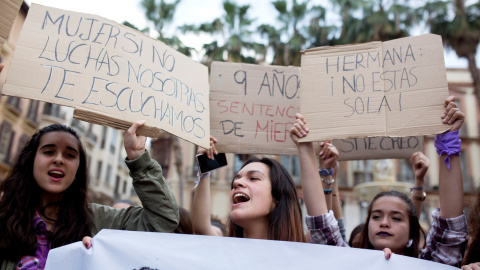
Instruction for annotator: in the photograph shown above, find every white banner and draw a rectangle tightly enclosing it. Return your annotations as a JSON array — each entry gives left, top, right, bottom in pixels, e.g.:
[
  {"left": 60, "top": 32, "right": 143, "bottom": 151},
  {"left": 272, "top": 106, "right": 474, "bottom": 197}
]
[{"left": 45, "top": 229, "right": 457, "bottom": 270}]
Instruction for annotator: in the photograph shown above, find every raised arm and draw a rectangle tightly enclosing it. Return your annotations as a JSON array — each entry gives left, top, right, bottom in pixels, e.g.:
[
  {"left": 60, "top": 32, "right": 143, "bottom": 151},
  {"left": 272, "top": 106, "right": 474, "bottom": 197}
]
[
  {"left": 90, "top": 121, "right": 180, "bottom": 235},
  {"left": 420, "top": 96, "right": 468, "bottom": 266},
  {"left": 191, "top": 136, "right": 221, "bottom": 236},
  {"left": 438, "top": 96, "right": 464, "bottom": 218},
  {"left": 410, "top": 152, "right": 429, "bottom": 217},
  {"left": 290, "top": 114, "right": 347, "bottom": 247},
  {"left": 290, "top": 114, "right": 328, "bottom": 216}
]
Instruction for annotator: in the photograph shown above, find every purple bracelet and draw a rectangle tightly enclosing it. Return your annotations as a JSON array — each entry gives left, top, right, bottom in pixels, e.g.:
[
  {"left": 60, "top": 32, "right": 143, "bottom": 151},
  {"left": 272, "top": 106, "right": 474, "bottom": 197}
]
[{"left": 434, "top": 130, "right": 461, "bottom": 170}]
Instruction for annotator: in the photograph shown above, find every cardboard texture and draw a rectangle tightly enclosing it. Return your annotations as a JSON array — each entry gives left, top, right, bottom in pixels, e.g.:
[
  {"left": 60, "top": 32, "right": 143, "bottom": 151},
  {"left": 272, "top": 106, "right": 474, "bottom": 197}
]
[
  {"left": 0, "top": 0, "right": 22, "bottom": 49},
  {"left": 333, "top": 136, "right": 424, "bottom": 161},
  {"left": 2, "top": 4, "right": 210, "bottom": 148},
  {"left": 210, "top": 62, "right": 300, "bottom": 155},
  {"left": 300, "top": 34, "right": 450, "bottom": 142}
]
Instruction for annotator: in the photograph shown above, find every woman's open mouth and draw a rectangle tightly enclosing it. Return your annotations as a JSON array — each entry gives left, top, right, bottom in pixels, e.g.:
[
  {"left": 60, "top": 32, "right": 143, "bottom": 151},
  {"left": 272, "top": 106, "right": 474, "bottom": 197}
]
[
  {"left": 233, "top": 193, "right": 250, "bottom": 204},
  {"left": 48, "top": 170, "right": 65, "bottom": 181}
]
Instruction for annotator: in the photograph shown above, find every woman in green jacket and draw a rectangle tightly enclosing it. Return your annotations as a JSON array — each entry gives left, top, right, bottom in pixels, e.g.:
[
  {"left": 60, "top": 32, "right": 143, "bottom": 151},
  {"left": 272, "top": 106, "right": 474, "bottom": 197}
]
[{"left": 0, "top": 120, "right": 179, "bottom": 270}]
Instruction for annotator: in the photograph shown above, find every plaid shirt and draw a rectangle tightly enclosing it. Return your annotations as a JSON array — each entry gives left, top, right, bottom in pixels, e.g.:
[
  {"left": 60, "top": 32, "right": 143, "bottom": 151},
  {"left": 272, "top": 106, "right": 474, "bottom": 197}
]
[
  {"left": 306, "top": 209, "right": 467, "bottom": 267},
  {"left": 16, "top": 212, "right": 51, "bottom": 270}
]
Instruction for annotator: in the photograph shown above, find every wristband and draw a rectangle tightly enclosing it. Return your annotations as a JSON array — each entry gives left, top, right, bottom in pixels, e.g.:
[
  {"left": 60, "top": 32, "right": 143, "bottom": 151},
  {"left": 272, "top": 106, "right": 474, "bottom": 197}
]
[
  {"left": 411, "top": 191, "right": 426, "bottom": 201},
  {"left": 324, "top": 189, "right": 333, "bottom": 195},
  {"left": 321, "top": 178, "right": 335, "bottom": 185},
  {"left": 410, "top": 186, "right": 423, "bottom": 192},
  {"left": 193, "top": 171, "right": 211, "bottom": 189},
  {"left": 319, "top": 168, "right": 334, "bottom": 176},
  {"left": 434, "top": 130, "right": 461, "bottom": 170}
]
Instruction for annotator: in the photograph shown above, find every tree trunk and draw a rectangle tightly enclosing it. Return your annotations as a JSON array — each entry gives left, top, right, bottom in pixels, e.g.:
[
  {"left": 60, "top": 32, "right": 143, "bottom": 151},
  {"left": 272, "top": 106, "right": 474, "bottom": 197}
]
[{"left": 466, "top": 52, "right": 480, "bottom": 109}]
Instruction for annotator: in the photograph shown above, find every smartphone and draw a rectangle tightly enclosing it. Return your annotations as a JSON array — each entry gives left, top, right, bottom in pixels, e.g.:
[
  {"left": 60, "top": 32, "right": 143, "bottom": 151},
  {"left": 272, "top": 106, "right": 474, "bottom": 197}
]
[{"left": 196, "top": 153, "right": 228, "bottom": 173}]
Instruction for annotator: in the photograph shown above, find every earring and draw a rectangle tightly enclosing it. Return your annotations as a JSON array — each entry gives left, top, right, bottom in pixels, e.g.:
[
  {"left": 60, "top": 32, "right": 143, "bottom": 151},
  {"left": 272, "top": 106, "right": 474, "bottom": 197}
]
[{"left": 406, "top": 239, "right": 413, "bottom": 248}]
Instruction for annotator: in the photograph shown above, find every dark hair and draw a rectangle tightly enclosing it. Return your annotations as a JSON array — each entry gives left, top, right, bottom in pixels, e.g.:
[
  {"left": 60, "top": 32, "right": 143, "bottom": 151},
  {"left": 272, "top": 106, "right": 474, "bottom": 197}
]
[
  {"left": 360, "top": 191, "right": 425, "bottom": 257},
  {"left": 0, "top": 124, "right": 92, "bottom": 262},
  {"left": 174, "top": 207, "right": 193, "bottom": 234},
  {"left": 211, "top": 215, "right": 227, "bottom": 236},
  {"left": 464, "top": 187, "right": 480, "bottom": 265},
  {"left": 348, "top": 223, "right": 365, "bottom": 247},
  {"left": 227, "top": 157, "right": 305, "bottom": 242}
]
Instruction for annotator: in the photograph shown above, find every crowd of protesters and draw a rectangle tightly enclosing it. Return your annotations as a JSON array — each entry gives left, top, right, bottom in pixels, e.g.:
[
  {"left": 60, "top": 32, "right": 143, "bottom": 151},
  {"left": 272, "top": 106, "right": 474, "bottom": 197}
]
[{"left": 0, "top": 62, "right": 479, "bottom": 269}]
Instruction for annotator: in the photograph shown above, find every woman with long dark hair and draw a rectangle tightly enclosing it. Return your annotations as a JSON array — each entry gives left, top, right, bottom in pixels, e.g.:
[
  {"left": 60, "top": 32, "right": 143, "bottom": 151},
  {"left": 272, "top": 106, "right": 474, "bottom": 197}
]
[
  {"left": 191, "top": 139, "right": 305, "bottom": 242},
  {"left": 291, "top": 96, "right": 467, "bottom": 267},
  {"left": 0, "top": 121, "right": 179, "bottom": 269}
]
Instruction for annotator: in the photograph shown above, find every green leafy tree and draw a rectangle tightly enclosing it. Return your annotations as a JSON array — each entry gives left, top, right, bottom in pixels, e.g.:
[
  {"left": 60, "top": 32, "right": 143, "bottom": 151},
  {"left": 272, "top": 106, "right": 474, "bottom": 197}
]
[
  {"left": 259, "top": 1, "right": 332, "bottom": 66},
  {"left": 419, "top": 0, "right": 480, "bottom": 106},
  {"left": 181, "top": 0, "right": 263, "bottom": 65},
  {"left": 272, "top": 0, "right": 308, "bottom": 66},
  {"left": 141, "top": 0, "right": 193, "bottom": 56},
  {"left": 331, "top": 0, "right": 414, "bottom": 44}
]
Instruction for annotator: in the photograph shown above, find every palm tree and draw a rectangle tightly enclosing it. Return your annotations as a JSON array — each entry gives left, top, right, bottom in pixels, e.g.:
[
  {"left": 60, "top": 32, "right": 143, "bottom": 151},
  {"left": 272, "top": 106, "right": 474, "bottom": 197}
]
[
  {"left": 419, "top": 0, "right": 480, "bottom": 107},
  {"left": 331, "top": 0, "right": 414, "bottom": 44},
  {"left": 271, "top": 0, "right": 309, "bottom": 66},
  {"left": 180, "top": 0, "right": 262, "bottom": 65},
  {"left": 329, "top": 0, "right": 367, "bottom": 44},
  {"left": 141, "top": 0, "right": 193, "bottom": 56},
  {"left": 307, "top": 5, "right": 336, "bottom": 48},
  {"left": 258, "top": 1, "right": 333, "bottom": 65}
]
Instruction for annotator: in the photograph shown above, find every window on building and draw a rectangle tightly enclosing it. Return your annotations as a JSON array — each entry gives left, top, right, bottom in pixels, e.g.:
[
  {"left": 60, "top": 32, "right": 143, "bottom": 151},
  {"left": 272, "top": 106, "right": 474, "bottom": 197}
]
[
  {"left": 0, "top": 122, "right": 14, "bottom": 164},
  {"left": 87, "top": 155, "right": 91, "bottom": 171},
  {"left": 281, "top": 156, "right": 301, "bottom": 185},
  {"left": 105, "top": 165, "right": 112, "bottom": 186},
  {"left": 460, "top": 150, "right": 473, "bottom": 192},
  {"left": 399, "top": 159, "right": 414, "bottom": 183},
  {"left": 150, "top": 137, "right": 171, "bottom": 177},
  {"left": 114, "top": 175, "right": 120, "bottom": 198},
  {"left": 26, "top": 100, "right": 39, "bottom": 123},
  {"left": 352, "top": 160, "right": 374, "bottom": 185},
  {"left": 110, "top": 129, "right": 117, "bottom": 154},
  {"left": 122, "top": 180, "right": 127, "bottom": 194},
  {"left": 43, "top": 103, "right": 62, "bottom": 118},
  {"left": 100, "top": 126, "right": 107, "bottom": 149},
  {"left": 96, "top": 161, "right": 103, "bottom": 180},
  {"left": 6, "top": 97, "right": 20, "bottom": 110}
]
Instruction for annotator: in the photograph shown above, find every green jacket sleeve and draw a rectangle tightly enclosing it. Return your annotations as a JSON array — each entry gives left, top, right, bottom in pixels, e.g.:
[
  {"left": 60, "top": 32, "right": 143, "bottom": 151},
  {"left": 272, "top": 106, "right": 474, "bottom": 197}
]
[{"left": 90, "top": 150, "right": 179, "bottom": 236}]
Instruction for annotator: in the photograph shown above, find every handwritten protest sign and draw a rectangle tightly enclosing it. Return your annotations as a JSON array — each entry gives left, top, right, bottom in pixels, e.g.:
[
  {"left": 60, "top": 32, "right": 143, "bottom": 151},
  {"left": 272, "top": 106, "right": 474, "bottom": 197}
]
[
  {"left": 210, "top": 62, "right": 300, "bottom": 155},
  {"left": 45, "top": 229, "right": 457, "bottom": 270},
  {"left": 0, "top": 0, "right": 22, "bottom": 49},
  {"left": 334, "top": 136, "right": 424, "bottom": 161},
  {"left": 2, "top": 4, "right": 210, "bottom": 148},
  {"left": 300, "top": 34, "right": 449, "bottom": 142}
]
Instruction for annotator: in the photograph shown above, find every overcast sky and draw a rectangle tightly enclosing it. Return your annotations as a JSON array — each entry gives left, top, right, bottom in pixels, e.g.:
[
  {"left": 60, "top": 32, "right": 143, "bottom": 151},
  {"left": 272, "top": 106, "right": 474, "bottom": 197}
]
[{"left": 24, "top": 0, "right": 476, "bottom": 68}]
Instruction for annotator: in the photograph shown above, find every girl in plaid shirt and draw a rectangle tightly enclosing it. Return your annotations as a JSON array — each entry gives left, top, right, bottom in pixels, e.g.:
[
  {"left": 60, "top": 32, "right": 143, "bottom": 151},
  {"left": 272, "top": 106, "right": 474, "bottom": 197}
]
[{"left": 290, "top": 95, "right": 467, "bottom": 267}]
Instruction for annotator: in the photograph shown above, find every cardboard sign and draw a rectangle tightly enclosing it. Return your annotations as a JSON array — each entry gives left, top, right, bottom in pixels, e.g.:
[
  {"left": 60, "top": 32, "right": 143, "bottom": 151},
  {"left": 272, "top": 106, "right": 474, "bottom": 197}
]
[
  {"left": 333, "top": 136, "right": 424, "bottom": 161},
  {"left": 210, "top": 62, "right": 300, "bottom": 155},
  {"left": 300, "top": 34, "right": 449, "bottom": 142},
  {"left": 0, "top": 0, "right": 22, "bottom": 49},
  {"left": 2, "top": 4, "right": 210, "bottom": 148},
  {"left": 45, "top": 229, "right": 457, "bottom": 270}
]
